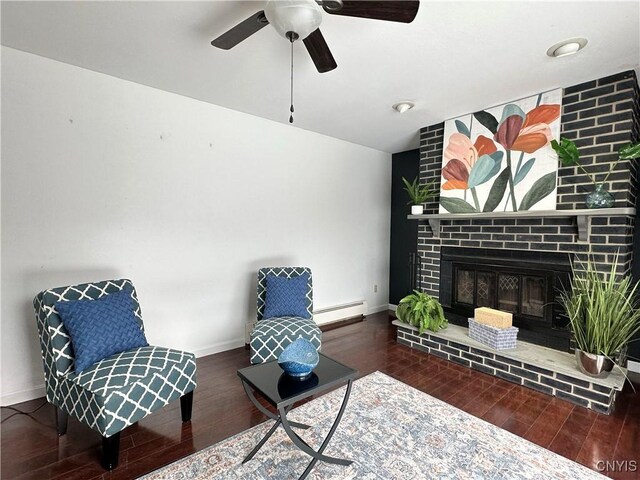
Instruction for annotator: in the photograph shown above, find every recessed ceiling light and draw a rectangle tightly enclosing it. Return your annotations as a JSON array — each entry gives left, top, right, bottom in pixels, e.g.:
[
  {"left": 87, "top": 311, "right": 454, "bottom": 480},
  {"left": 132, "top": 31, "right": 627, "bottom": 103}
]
[
  {"left": 546, "top": 38, "right": 588, "bottom": 58},
  {"left": 393, "top": 102, "right": 414, "bottom": 113}
]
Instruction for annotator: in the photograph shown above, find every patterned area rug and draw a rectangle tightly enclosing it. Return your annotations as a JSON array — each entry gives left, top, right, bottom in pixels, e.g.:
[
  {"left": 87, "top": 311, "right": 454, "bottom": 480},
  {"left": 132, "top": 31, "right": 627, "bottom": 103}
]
[{"left": 140, "top": 371, "right": 604, "bottom": 479}]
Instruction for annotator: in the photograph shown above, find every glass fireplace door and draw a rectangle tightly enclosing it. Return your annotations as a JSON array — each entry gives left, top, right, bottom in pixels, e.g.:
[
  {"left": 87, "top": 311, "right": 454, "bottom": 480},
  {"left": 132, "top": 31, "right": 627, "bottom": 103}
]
[{"left": 453, "top": 266, "right": 546, "bottom": 319}]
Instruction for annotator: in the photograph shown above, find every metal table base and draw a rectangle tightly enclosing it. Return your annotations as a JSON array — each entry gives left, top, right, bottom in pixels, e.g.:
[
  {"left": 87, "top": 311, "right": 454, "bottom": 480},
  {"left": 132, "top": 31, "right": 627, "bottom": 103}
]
[{"left": 241, "top": 379, "right": 354, "bottom": 480}]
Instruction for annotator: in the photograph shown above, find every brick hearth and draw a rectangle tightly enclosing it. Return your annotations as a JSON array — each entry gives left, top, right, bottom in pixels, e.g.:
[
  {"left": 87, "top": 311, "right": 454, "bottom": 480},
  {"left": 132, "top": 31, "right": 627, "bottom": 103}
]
[
  {"left": 397, "top": 70, "right": 640, "bottom": 414},
  {"left": 394, "top": 321, "right": 625, "bottom": 415}
]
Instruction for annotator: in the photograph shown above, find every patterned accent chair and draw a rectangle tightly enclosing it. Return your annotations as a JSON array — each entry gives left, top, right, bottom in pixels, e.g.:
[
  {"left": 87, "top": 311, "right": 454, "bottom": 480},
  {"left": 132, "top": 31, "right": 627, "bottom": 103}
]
[
  {"left": 250, "top": 267, "right": 322, "bottom": 364},
  {"left": 33, "top": 279, "right": 197, "bottom": 470}
]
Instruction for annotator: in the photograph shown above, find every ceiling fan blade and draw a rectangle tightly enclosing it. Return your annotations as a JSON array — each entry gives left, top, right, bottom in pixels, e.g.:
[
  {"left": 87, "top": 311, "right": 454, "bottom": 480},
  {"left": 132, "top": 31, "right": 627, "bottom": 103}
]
[
  {"left": 303, "top": 29, "right": 337, "bottom": 73},
  {"left": 211, "top": 11, "right": 269, "bottom": 50},
  {"left": 323, "top": 1, "right": 419, "bottom": 23}
]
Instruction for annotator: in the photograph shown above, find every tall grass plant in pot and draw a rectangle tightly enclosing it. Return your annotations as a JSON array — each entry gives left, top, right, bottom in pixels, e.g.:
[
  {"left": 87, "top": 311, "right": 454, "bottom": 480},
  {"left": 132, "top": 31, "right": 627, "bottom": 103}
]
[{"left": 559, "top": 255, "right": 640, "bottom": 378}]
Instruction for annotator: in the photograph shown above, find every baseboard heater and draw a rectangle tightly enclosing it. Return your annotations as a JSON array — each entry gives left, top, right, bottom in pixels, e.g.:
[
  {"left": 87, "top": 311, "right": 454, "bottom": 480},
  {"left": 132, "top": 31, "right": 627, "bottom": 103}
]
[
  {"left": 245, "top": 300, "right": 367, "bottom": 344},
  {"left": 314, "top": 300, "right": 367, "bottom": 326}
]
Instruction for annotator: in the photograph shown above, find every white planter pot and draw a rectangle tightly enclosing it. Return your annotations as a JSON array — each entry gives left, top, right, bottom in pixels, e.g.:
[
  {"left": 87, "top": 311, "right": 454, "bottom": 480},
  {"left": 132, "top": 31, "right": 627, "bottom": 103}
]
[{"left": 411, "top": 205, "right": 424, "bottom": 215}]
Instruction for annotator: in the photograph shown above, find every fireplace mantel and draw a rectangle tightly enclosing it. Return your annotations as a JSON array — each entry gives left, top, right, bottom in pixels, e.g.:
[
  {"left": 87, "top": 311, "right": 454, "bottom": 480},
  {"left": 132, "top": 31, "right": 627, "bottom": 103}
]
[{"left": 408, "top": 207, "right": 636, "bottom": 241}]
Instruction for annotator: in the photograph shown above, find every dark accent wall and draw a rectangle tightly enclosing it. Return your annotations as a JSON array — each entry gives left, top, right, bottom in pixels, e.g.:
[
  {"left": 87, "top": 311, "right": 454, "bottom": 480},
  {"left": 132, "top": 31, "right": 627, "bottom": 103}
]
[
  {"left": 415, "top": 70, "right": 640, "bottom": 356},
  {"left": 389, "top": 149, "right": 419, "bottom": 304}
]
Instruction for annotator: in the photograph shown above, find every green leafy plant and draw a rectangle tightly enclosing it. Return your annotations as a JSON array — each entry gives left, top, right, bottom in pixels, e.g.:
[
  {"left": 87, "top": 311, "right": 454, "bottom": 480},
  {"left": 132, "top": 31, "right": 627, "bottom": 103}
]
[
  {"left": 402, "top": 177, "right": 436, "bottom": 205},
  {"left": 620, "top": 142, "right": 640, "bottom": 160},
  {"left": 551, "top": 138, "right": 640, "bottom": 187},
  {"left": 559, "top": 255, "right": 640, "bottom": 358},
  {"left": 396, "top": 290, "right": 447, "bottom": 334}
]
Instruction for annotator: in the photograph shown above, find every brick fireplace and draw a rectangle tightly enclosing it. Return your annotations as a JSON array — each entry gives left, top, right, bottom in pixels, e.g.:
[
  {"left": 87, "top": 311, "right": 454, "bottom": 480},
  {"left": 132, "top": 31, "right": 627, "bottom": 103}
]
[
  {"left": 394, "top": 71, "right": 640, "bottom": 414},
  {"left": 416, "top": 70, "right": 640, "bottom": 353}
]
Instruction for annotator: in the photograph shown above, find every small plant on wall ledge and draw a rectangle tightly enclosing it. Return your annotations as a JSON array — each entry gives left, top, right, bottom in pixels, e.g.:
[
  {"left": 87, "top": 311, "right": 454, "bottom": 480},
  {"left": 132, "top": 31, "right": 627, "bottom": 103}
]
[
  {"left": 402, "top": 177, "right": 436, "bottom": 215},
  {"left": 396, "top": 290, "right": 447, "bottom": 334},
  {"left": 551, "top": 138, "right": 640, "bottom": 208}
]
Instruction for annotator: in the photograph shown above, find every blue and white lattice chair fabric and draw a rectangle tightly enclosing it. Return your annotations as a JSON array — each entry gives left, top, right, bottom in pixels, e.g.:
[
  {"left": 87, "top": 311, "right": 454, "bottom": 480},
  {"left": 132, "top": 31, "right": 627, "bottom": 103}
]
[
  {"left": 33, "top": 279, "right": 197, "bottom": 468},
  {"left": 250, "top": 267, "right": 322, "bottom": 364}
]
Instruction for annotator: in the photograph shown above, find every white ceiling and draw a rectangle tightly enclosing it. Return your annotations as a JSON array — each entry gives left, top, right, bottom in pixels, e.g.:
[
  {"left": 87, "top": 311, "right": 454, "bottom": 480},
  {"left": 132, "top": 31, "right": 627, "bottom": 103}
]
[{"left": 2, "top": 1, "right": 639, "bottom": 153}]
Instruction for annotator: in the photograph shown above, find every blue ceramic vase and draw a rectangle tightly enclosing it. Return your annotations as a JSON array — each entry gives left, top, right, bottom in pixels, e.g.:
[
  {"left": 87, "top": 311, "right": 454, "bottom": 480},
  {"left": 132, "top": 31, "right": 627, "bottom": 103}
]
[{"left": 278, "top": 338, "right": 319, "bottom": 380}]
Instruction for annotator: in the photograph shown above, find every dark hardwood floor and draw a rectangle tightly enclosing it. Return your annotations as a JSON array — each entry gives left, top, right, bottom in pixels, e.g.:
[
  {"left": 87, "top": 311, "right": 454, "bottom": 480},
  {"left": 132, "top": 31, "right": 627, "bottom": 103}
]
[{"left": 2, "top": 312, "right": 639, "bottom": 479}]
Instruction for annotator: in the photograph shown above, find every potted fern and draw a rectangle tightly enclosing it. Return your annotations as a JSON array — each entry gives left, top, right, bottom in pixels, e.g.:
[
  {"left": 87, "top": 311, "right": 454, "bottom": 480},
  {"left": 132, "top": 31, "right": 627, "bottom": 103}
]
[
  {"left": 396, "top": 290, "right": 448, "bottom": 334},
  {"left": 402, "top": 177, "right": 436, "bottom": 215},
  {"left": 559, "top": 255, "right": 640, "bottom": 378}
]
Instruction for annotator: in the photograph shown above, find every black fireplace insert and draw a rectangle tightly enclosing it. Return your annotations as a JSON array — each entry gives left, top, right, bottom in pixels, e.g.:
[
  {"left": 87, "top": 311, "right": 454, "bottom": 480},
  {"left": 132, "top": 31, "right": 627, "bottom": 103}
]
[{"left": 439, "top": 247, "right": 572, "bottom": 352}]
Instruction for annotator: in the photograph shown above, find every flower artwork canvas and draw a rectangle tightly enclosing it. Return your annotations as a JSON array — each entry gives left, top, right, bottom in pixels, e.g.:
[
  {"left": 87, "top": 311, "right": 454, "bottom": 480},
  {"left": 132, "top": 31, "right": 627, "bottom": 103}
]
[{"left": 439, "top": 90, "right": 562, "bottom": 214}]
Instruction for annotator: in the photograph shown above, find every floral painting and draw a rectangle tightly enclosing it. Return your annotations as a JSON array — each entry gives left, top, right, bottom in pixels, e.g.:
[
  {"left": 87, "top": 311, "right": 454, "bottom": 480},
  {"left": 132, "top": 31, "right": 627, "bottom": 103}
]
[{"left": 439, "top": 90, "right": 562, "bottom": 213}]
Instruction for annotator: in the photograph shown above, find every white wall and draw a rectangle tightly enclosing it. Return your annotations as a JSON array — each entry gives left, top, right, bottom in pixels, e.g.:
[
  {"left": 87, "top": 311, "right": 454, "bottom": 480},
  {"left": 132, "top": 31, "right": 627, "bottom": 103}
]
[{"left": 0, "top": 47, "right": 391, "bottom": 405}]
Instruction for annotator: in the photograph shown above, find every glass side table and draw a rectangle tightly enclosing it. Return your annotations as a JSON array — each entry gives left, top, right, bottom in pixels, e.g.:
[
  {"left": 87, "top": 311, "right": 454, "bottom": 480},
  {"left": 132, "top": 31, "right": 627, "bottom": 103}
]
[{"left": 237, "top": 353, "right": 357, "bottom": 480}]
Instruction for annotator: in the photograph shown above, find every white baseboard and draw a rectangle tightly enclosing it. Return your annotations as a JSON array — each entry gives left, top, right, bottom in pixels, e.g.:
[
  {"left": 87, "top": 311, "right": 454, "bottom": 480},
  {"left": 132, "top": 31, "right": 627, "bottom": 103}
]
[
  {"left": 2, "top": 300, "right": 389, "bottom": 405},
  {"left": 244, "top": 300, "right": 369, "bottom": 343},
  {"left": 316, "top": 301, "right": 366, "bottom": 325},
  {"left": 627, "top": 360, "right": 640, "bottom": 373},
  {"left": 388, "top": 304, "right": 398, "bottom": 313},
  {"left": 367, "top": 303, "right": 391, "bottom": 314},
  {"left": 192, "top": 338, "right": 245, "bottom": 358},
  {"left": 1, "top": 384, "right": 46, "bottom": 406},
  {"left": 1, "top": 339, "right": 244, "bottom": 406}
]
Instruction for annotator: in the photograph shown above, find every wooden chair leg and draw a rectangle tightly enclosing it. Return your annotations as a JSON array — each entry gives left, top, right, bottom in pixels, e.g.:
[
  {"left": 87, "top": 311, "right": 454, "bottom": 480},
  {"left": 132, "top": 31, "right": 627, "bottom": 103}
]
[
  {"left": 180, "top": 391, "right": 193, "bottom": 422},
  {"left": 56, "top": 407, "right": 68, "bottom": 436},
  {"left": 101, "top": 432, "right": 120, "bottom": 470}
]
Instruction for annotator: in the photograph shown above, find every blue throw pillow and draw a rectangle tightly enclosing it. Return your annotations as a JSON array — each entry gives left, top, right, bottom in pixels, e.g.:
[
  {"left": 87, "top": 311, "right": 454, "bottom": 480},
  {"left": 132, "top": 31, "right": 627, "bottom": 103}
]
[
  {"left": 55, "top": 286, "right": 148, "bottom": 372},
  {"left": 263, "top": 273, "right": 311, "bottom": 319}
]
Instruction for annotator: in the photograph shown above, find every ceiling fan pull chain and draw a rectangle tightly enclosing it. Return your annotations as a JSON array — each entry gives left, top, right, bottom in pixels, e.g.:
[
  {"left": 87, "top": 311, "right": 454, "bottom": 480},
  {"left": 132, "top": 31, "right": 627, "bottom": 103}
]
[{"left": 289, "top": 37, "right": 294, "bottom": 124}]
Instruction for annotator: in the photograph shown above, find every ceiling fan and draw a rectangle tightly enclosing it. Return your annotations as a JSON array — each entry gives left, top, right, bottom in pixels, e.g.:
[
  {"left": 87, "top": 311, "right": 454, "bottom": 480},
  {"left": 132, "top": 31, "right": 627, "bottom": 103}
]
[{"left": 211, "top": 0, "right": 420, "bottom": 73}]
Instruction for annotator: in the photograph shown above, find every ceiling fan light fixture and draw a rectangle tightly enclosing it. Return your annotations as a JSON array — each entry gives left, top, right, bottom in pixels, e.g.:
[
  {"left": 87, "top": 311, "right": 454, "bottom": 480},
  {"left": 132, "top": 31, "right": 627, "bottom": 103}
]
[
  {"left": 264, "top": 0, "right": 323, "bottom": 41},
  {"left": 322, "top": 0, "right": 344, "bottom": 12},
  {"left": 393, "top": 102, "right": 415, "bottom": 114}
]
